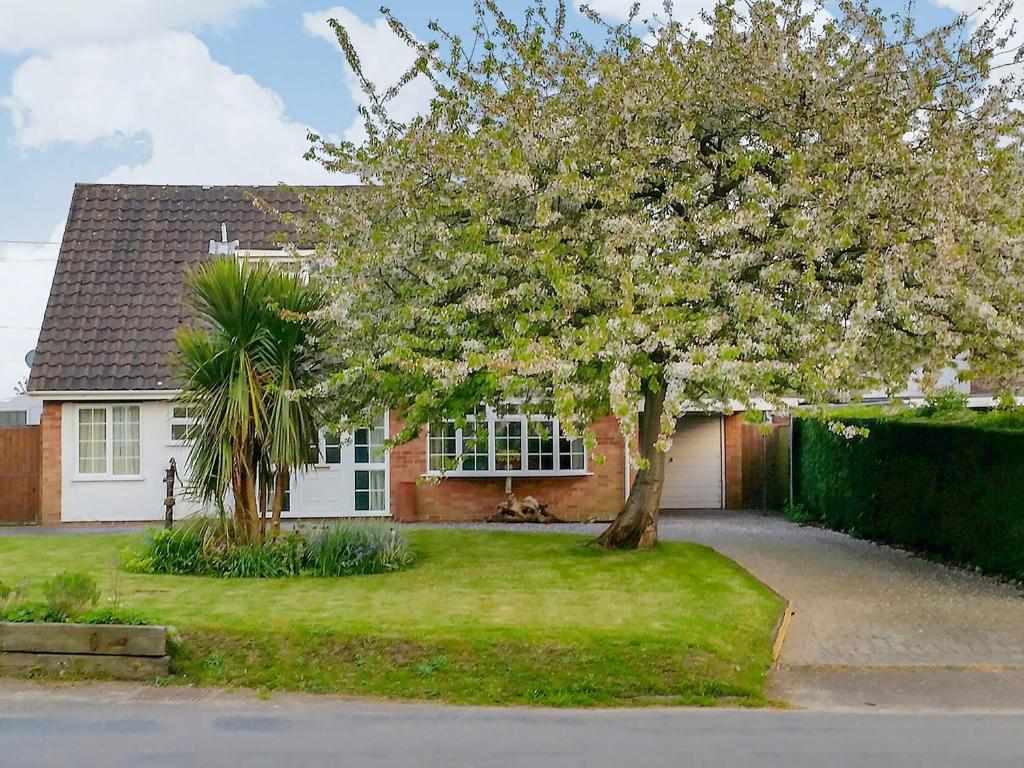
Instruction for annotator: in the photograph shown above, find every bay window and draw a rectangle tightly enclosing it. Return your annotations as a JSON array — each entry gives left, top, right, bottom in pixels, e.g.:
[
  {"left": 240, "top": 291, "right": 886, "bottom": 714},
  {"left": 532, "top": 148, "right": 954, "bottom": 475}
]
[
  {"left": 426, "top": 408, "right": 587, "bottom": 476},
  {"left": 559, "top": 432, "right": 586, "bottom": 471},
  {"left": 494, "top": 419, "right": 523, "bottom": 471},
  {"left": 461, "top": 419, "right": 489, "bottom": 471},
  {"left": 427, "top": 422, "right": 457, "bottom": 471},
  {"left": 527, "top": 421, "right": 555, "bottom": 470},
  {"left": 77, "top": 405, "right": 141, "bottom": 478}
]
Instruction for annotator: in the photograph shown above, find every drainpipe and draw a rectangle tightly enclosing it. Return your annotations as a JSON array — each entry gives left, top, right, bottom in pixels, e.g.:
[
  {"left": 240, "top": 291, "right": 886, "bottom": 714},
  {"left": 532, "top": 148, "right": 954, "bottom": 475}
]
[
  {"left": 788, "top": 416, "right": 795, "bottom": 507},
  {"left": 761, "top": 424, "right": 768, "bottom": 514},
  {"left": 623, "top": 433, "right": 631, "bottom": 500}
]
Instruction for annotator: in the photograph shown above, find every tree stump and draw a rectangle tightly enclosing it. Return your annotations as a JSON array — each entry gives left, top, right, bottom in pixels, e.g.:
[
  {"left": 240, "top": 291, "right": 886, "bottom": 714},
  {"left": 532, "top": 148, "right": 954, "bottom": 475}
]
[{"left": 487, "top": 494, "right": 561, "bottom": 524}]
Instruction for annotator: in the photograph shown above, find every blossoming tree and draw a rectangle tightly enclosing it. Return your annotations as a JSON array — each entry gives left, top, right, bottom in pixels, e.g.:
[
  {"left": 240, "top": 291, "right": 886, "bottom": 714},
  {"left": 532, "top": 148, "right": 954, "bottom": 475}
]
[{"left": 300, "top": 0, "right": 1024, "bottom": 548}]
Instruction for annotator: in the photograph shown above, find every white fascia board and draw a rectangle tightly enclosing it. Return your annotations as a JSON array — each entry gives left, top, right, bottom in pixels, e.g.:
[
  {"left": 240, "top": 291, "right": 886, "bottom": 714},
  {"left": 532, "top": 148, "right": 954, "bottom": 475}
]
[
  {"left": 236, "top": 248, "right": 315, "bottom": 259},
  {"left": 30, "top": 390, "right": 179, "bottom": 401}
]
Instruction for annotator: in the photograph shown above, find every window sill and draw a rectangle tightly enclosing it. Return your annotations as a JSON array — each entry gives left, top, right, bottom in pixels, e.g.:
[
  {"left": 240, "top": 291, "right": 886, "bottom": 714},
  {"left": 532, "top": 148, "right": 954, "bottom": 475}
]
[
  {"left": 422, "top": 470, "right": 592, "bottom": 479},
  {"left": 72, "top": 474, "right": 146, "bottom": 483}
]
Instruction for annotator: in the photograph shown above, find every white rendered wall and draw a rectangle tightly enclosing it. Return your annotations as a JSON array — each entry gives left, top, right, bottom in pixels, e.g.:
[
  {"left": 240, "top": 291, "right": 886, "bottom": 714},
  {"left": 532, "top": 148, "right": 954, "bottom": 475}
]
[
  {"left": 60, "top": 400, "right": 204, "bottom": 523},
  {"left": 59, "top": 400, "right": 388, "bottom": 522}
]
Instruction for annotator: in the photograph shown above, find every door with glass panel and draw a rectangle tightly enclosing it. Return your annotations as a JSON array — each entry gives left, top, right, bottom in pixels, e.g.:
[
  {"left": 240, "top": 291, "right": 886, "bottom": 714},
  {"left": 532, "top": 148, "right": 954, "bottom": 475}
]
[
  {"left": 287, "top": 414, "right": 388, "bottom": 517},
  {"left": 352, "top": 415, "right": 387, "bottom": 516}
]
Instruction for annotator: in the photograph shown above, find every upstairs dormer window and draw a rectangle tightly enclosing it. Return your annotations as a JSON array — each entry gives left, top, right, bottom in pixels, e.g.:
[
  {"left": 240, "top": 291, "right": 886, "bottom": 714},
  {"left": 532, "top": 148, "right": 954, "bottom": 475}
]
[{"left": 235, "top": 248, "right": 315, "bottom": 280}]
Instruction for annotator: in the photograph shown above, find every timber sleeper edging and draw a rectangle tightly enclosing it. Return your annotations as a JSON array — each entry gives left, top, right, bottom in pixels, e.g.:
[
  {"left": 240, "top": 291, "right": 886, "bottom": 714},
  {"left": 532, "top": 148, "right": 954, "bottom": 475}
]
[
  {"left": 772, "top": 600, "right": 796, "bottom": 663},
  {"left": 0, "top": 622, "right": 169, "bottom": 681}
]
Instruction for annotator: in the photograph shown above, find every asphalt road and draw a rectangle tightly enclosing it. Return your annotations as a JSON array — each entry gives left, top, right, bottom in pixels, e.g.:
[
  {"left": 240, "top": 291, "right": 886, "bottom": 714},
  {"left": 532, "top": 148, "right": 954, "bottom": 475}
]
[{"left": 2, "top": 690, "right": 1024, "bottom": 768}]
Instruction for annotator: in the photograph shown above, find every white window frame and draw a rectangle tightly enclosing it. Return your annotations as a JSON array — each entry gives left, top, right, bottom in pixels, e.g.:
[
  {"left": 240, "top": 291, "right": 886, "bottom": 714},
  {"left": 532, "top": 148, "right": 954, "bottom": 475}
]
[
  {"left": 74, "top": 404, "right": 143, "bottom": 481},
  {"left": 0, "top": 410, "right": 28, "bottom": 427},
  {"left": 236, "top": 249, "right": 315, "bottom": 282},
  {"left": 425, "top": 407, "right": 589, "bottom": 478},
  {"left": 168, "top": 405, "right": 198, "bottom": 445}
]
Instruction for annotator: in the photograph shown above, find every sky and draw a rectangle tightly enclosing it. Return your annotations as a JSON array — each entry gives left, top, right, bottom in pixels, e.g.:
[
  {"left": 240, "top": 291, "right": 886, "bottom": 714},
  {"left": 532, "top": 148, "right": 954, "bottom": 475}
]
[{"left": 0, "top": 0, "right": 963, "bottom": 397}]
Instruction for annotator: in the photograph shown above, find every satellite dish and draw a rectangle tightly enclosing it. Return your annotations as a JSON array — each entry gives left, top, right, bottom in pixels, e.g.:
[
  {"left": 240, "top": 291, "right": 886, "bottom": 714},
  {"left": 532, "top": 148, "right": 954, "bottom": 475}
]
[{"left": 24, "top": 349, "right": 35, "bottom": 367}]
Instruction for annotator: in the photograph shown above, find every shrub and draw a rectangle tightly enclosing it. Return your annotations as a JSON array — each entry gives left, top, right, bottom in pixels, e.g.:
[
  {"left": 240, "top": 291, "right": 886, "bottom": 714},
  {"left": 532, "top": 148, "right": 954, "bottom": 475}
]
[
  {"left": 44, "top": 572, "right": 99, "bottom": 619},
  {"left": 128, "top": 526, "right": 205, "bottom": 575},
  {"left": 126, "top": 518, "right": 414, "bottom": 578},
  {"left": 795, "top": 416, "right": 1024, "bottom": 580},
  {"left": 0, "top": 577, "right": 28, "bottom": 606},
  {"left": 783, "top": 501, "right": 819, "bottom": 525},
  {"left": 0, "top": 574, "right": 148, "bottom": 625},
  {"left": 218, "top": 534, "right": 304, "bottom": 578},
  {"left": 0, "top": 601, "right": 149, "bottom": 625},
  {"left": 0, "top": 602, "right": 65, "bottom": 623},
  {"left": 79, "top": 607, "right": 151, "bottom": 626},
  {"left": 918, "top": 389, "right": 969, "bottom": 417},
  {"left": 304, "top": 522, "right": 415, "bottom": 576}
]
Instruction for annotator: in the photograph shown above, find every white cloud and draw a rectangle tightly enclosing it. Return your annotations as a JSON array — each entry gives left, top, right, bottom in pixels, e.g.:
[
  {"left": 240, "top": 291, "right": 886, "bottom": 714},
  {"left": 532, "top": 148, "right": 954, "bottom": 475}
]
[
  {"left": 0, "top": 27, "right": 341, "bottom": 395},
  {"left": 577, "top": 0, "right": 678, "bottom": 21},
  {"left": 303, "top": 6, "right": 435, "bottom": 144},
  {"left": 0, "top": 0, "right": 263, "bottom": 54},
  {"left": 577, "top": 0, "right": 830, "bottom": 35},
  {"left": 929, "top": 0, "right": 984, "bottom": 11},
  {"left": 4, "top": 32, "right": 334, "bottom": 185}
]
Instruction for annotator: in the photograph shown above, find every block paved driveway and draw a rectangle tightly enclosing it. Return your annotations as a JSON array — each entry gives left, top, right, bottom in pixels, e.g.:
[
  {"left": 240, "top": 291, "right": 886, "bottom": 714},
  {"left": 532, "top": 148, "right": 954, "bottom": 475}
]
[{"left": 656, "top": 511, "right": 1024, "bottom": 668}]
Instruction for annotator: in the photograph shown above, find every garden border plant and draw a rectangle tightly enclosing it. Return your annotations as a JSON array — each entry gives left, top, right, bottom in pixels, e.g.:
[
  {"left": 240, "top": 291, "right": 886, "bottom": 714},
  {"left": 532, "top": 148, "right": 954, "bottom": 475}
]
[
  {"left": 0, "top": 572, "right": 150, "bottom": 626},
  {"left": 124, "top": 517, "right": 415, "bottom": 579}
]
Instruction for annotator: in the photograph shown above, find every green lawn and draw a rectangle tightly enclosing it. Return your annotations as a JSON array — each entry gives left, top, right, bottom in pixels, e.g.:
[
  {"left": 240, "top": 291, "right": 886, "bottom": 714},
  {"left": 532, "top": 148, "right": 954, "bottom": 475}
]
[{"left": 0, "top": 528, "right": 782, "bottom": 706}]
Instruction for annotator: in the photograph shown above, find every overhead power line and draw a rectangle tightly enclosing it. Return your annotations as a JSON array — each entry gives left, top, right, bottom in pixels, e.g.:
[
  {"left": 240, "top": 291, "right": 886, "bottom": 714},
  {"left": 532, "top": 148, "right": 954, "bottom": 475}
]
[{"left": 0, "top": 239, "right": 61, "bottom": 246}]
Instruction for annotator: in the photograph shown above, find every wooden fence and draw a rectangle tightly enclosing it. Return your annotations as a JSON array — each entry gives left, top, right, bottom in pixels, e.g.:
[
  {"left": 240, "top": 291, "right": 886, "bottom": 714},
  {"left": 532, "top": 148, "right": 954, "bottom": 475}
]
[
  {"left": 0, "top": 426, "right": 40, "bottom": 525},
  {"left": 740, "top": 417, "right": 791, "bottom": 511}
]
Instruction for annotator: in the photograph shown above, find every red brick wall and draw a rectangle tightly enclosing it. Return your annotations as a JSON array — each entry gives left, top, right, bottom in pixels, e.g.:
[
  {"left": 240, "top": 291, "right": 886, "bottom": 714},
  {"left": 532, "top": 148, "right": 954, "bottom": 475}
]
[
  {"left": 388, "top": 413, "right": 627, "bottom": 522},
  {"left": 39, "top": 401, "right": 62, "bottom": 525}
]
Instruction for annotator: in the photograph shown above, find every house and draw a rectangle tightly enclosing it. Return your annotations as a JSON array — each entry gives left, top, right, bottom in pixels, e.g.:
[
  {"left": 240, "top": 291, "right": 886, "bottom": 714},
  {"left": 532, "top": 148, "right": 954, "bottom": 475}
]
[
  {"left": 0, "top": 394, "right": 42, "bottom": 426},
  {"left": 27, "top": 184, "right": 764, "bottom": 525}
]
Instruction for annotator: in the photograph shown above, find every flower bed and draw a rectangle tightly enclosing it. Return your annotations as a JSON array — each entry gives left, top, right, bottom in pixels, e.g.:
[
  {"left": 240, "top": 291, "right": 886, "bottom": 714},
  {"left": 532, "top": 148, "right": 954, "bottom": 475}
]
[
  {"left": 0, "top": 572, "right": 166, "bottom": 680},
  {"left": 124, "top": 518, "right": 415, "bottom": 578}
]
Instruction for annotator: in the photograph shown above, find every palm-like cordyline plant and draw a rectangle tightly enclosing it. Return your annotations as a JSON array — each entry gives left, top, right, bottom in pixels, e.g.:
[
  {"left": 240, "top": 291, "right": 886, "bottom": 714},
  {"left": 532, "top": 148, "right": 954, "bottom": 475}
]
[{"left": 176, "top": 257, "right": 326, "bottom": 540}]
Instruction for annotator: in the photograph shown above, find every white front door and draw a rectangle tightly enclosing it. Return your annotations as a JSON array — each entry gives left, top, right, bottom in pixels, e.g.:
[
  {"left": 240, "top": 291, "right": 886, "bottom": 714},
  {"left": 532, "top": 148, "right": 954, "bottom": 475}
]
[
  {"left": 287, "top": 414, "right": 389, "bottom": 518},
  {"left": 660, "top": 414, "right": 724, "bottom": 509}
]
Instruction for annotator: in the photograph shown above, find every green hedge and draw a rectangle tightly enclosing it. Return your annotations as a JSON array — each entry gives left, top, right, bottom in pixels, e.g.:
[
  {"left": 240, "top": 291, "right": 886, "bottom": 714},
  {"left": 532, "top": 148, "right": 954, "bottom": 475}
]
[{"left": 795, "top": 417, "right": 1024, "bottom": 580}]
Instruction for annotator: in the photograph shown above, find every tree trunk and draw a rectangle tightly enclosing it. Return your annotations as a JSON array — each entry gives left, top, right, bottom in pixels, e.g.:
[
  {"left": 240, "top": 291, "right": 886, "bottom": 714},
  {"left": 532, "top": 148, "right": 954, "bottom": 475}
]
[
  {"left": 231, "top": 459, "right": 248, "bottom": 528},
  {"left": 270, "top": 466, "right": 288, "bottom": 538},
  {"left": 595, "top": 380, "right": 668, "bottom": 550},
  {"left": 258, "top": 471, "right": 269, "bottom": 543},
  {"left": 237, "top": 448, "right": 260, "bottom": 542}
]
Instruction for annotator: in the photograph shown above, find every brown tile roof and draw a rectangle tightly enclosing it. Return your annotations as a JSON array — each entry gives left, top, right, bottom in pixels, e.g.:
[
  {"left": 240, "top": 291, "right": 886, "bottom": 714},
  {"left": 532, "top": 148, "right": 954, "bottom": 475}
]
[{"left": 28, "top": 184, "right": 333, "bottom": 393}]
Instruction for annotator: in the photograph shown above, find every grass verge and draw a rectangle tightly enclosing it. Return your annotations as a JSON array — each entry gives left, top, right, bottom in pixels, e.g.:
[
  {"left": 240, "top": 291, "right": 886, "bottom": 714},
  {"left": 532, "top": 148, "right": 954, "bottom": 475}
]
[{"left": 0, "top": 528, "right": 782, "bottom": 706}]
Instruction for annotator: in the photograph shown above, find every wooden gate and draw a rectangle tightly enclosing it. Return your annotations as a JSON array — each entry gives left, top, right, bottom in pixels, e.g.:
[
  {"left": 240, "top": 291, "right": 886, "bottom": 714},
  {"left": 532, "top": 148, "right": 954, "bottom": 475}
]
[
  {"left": 740, "top": 417, "right": 791, "bottom": 511},
  {"left": 0, "top": 426, "right": 40, "bottom": 525}
]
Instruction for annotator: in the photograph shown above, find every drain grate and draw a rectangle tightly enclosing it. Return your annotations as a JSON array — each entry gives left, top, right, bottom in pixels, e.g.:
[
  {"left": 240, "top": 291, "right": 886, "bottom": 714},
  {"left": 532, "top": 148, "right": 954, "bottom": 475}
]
[{"left": 132, "top": 686, "right": 218, "bottom": 704}]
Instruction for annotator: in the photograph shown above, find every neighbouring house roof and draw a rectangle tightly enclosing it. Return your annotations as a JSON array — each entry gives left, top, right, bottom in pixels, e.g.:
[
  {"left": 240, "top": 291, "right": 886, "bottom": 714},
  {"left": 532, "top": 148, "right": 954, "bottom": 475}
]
[{"left": 29, "top": 184, "right": 336, "bottom": 393}]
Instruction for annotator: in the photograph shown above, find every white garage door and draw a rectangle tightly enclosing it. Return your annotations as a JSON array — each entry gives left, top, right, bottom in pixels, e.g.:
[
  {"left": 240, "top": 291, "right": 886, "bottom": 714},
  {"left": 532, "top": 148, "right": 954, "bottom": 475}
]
[{"left": 660, "top": 415, "right": 723, "bottom": 509}]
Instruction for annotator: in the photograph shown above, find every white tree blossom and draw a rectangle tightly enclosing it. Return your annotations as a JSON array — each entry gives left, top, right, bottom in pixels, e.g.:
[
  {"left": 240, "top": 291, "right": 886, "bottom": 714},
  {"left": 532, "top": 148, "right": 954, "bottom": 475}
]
[{"left": 297, "top": 0, "right": 1024, "bottom": 547}]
